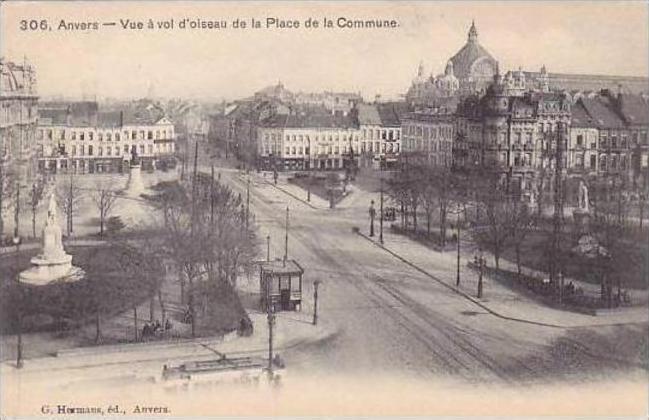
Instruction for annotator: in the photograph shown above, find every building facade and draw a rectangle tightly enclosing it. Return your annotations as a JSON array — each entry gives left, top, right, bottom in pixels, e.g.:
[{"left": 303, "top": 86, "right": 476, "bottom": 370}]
[
  {"left": 1, "top": 58, "right": 38, "bottom": 184},
  {"left": 456, "top": 71, "right": 572, "bottom": 202},
  {"left": 401, "top": 111, "right": 455, "bottom": 167},
  {"left": 37, "top": 102, "right": 175, "bottom": 174}
]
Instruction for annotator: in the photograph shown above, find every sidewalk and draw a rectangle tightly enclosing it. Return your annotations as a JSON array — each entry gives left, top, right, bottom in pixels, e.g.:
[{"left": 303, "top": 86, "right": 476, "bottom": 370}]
[
  {"left": 356, "top": 229, "right": 648, "bottom": 329},
  {"left": 248, "top": 171, "right": 329, "bottom": 209},
  {"left": 1, "top": 310, "right": 336, "bottom": 386}
]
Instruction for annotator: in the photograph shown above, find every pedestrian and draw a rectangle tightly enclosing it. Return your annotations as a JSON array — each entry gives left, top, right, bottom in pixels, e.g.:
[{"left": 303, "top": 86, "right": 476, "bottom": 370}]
[{"left": 165, "top": 318, "right": 172, "bottom": 331}]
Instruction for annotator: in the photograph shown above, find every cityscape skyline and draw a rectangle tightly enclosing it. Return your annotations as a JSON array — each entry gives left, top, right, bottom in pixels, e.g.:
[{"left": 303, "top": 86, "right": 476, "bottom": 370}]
[{"left": 1, "top": 1, "right": 648, "bottom": 101}]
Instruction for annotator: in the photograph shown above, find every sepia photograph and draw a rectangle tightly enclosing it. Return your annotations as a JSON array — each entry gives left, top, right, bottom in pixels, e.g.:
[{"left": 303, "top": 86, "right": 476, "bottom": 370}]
[{"left": 0, "top": 0, "right": 648, "bottom": 417}]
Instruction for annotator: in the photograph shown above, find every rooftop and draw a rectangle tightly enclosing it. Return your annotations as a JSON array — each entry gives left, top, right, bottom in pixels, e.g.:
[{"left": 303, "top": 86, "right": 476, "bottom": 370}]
[{"left": 259, "top": 259, "right": 304, "bottom": 275}]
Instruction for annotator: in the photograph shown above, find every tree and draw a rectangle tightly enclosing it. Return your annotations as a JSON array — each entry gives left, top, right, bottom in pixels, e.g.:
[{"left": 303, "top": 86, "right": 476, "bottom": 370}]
[
  {"left": 57, "top": 175, "right": 83, "bottom": 236},
  {"left": 0, "top": 162, "right": 17, "bottom": 240},
  {"left": 91, "top": 179, "right": 119, "bottom": 237},
  {"left": 508, "top": 201, "right": 535, "bottom": 280},
  {"left": 29, "top": 178, "right": 46, "bottom": 238},
  {"left": 472, "top": 172, "right": 512, "bottom": 270}
]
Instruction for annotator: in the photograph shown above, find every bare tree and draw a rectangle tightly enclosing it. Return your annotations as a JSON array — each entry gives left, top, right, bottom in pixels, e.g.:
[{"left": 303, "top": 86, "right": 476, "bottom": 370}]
[
  {"left": 0, "top": 162, "right": 17, "bottom": 240},
  {"left": 57, "top": 175, "right": 84, "bottom": 236},
  {"left": 508, "top": 201, "right": 535, "bottom": 280},
  {"left": 91, "top": 179, "right": 119, "bottom": 237},
  {"left": 472, "top": 172, "right": 513, "bottom": 270},
  {"left": 29, "top": 177, "right": 46, "bottom": 238}
]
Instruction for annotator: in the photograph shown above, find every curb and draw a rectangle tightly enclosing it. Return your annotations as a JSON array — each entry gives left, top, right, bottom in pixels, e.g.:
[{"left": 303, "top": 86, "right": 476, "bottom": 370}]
[
  {"left": 354, "top": 229, "right": 565, "bottom": 329},
  {"left": 257, "top": 177, "right": 321, "bottom": 210},
  {"left": 355, "top": 229, "right": 648, "bottom": 330}
]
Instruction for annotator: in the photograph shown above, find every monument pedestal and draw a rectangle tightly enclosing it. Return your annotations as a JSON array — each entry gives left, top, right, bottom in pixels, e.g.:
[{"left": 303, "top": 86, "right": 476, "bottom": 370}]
[{"left": 19, "top": 194, "right": 84, "bottom": 286}]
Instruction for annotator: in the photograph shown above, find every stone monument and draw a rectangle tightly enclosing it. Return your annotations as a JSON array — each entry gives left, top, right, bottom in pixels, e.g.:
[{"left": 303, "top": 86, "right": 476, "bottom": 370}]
[
  {"left": 19, "top": 194, "right": 84, "bottom": 286},
  {"left": 124, "top": 146, "right": 145, "bottom": 197}
]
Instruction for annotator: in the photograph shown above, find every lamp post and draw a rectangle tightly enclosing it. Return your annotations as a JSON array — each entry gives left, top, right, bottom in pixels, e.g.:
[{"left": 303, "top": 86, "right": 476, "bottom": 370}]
[
  {"left": 379, "top": 176, "right": 384, "bottom": 244},
  {"left": 312, "top": 279, "right": 321, "bottom": 326},
  {"left": 14, "top": 237, "right": 23, "bottom": 369},
  {"left": 456, "top": 220, "right": 461, "bottom": 287},
  {"left": 266, "top": 273, "right": 275, "bottom": 375},
  {"left": 369, "top": 200, "right": 376, "bottom": 237},
  {"left": 475, "top": 251, "right": 485, "bottom": 299},
  {"left": 266, "top": 235, "right": 270, "bottom": 262},
  {"left": 246, "top": 176, "right": 250, "bottom": 231}
]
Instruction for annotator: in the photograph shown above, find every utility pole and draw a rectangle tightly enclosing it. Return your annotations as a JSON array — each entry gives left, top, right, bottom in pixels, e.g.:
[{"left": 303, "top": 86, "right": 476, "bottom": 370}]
[
  {"left": 266, "top": 275, "right": 275, "bottom": 375},
  {"left": 456, "top": 217, "right": 461, "bottom": 287},
  {"left": 551, "top": 122, "right": 565, "bottom": 293},
  {"left": 266, "top": 235, "right": 271, "bottom": 262},
  {"left": 379, "top": 177, "right": 384, "bottom": 244},
  {"left": 69, "top": 171, "right": 74, "bottom": 235},
  {"left": 369, "top": 200, "right": 375, "bottom": 237},
  {"left": 283, "top": 206, "right": 289, "bottom": 266},
  {"left": 14, "top": 182, "right": 21, "bottom": 239},
  {"left": 307, "top": 171, "right": 311, "bottom": 202},
  {"left": 16, "top": 268, "right": 23, "bottom": 369},
  {"left": 476, "top": 252, "right": 485, "bottom": 299},
  {"left": 312, "top": 279, "right": 321, "bottom": 325},
  {"left": 210, "top": 165, "right": 215, "bottom": 226},
  {"left": 246, "top": 176, "right": 250, "bottom": 231}
]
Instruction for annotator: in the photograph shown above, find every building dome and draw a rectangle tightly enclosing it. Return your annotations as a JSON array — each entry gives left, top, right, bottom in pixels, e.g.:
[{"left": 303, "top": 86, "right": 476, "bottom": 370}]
[{"left": 449, "top": 21, "right": 498, "bottom": 90}]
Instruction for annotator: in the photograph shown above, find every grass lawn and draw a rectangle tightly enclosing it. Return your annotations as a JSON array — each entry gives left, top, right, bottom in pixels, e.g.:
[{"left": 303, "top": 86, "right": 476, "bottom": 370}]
[{"left": 475, "top": 227, "right": 648, "bottom": 290}]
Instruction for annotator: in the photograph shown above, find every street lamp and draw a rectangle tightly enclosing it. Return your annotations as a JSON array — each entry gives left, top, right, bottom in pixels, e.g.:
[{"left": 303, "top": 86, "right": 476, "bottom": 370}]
[
  {"left": 474, "top": 250, "right": 486, "bottom": 298},
  {"left": 312, "top": 279, "right": 321, "bottom": 326},
  {"left": 246, "top": 176, "right": 250, "bottom": 230},
  {"left": 369, "top": 200, "right": 376, "bottom": 237},
  {"left": 379, "top": 176, "right": 384, "bottom": 244}
]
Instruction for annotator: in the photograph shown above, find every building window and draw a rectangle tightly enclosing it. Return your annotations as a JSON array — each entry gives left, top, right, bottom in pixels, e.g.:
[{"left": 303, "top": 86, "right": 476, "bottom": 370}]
[
  {"left": 576, "top": 134, "right": 583, "bottom": 147},
  {"left": 132, "top": 130, "right": 137, "bottom": 140},
  {"left": 124, "top": 145, "right": 129, "bottom": 153},
  {"left": 60, "top": 130, "right": 66, "bottom": 140},
  {"left": 80, "top": 132, "right": 85, "bottom": 141},
  {"left": 88, "top": 145, "right": 94, "bottom": 156},
  {"left": 89, "top": 132, "right": 94, "bottom": 141},
  {"left": 139, "top": 145, "right": 145, "bottom": 155},
  {"left": 98, "top": 133, "right": 103, "bottom": 141},
  {"left": 107, "top": 146, "right": 112, "bottom": 156},
  {"left": 116, "top": 133, "right": 120, "bottom": 141},
  {"left": 107, "top": 133, "right": 112, "bottom": 141},
  {"left": 590, "top": 155, "right": 596, "bottom": 169},
  {"left": 148, "top": 145, "right": 153, "bottom": 154},
  {"left": 148, "top": 131, "right": 153, "bottom": 140}
]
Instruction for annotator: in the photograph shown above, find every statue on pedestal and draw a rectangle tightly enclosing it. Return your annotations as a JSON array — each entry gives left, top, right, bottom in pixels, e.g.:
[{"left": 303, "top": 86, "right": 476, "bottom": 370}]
[{"left": 19, "top": 193, "right": 84, "bottom": 285}]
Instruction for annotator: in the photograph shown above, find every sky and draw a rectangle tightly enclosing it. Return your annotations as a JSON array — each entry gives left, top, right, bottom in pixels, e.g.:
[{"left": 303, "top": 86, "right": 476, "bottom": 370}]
[{"left": 1, "top": 1, "right": 648, "bottom": 101}]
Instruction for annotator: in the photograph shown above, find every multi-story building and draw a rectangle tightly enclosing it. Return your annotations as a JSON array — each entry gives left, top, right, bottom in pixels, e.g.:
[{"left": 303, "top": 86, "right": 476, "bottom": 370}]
[
  {"left": 257, "top": 110, "right": 359, "bottom": 171},
  {"left": 0, "top": 58, "right": 38, "bottom": 183},
  {"left": 356, "top": 103, "right": 406, "bottom": 169},
  {"left": 37, "top": 102, "right": 175, "bottom": 174},
  {"left": 456, "top": 71, "right": 571, "bottom": 202},
  {"left": 567, "top": 92, "right": 649, "bottom": 188},
  {"left": 401, "top": 111, "right": 455, "bottom": 167}
]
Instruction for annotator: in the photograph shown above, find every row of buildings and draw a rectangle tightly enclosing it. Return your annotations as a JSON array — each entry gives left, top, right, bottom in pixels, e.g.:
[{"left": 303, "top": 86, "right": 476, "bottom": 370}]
[
  {"left": 209, "top": 22, "right": 649, "bottom": 201},
  {"left": 1, "top": 58, "right": 178, "bottom": 181},
  {"left": 37, "top": 100, "right": 176, "bottom": 174}
]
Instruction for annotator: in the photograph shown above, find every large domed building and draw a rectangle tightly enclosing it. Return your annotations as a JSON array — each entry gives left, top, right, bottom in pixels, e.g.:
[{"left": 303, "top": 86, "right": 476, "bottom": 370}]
[
  {"left": 448, "top": 21, "right": 499, "bottom": 94},
  {"left": 406, "top": 21, "right": 498, "bottom": 107}
]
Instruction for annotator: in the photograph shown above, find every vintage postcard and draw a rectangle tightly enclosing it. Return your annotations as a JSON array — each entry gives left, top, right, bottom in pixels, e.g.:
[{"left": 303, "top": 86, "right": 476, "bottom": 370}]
[{"left": 1, "top": 0, "right": 648, "bottom": 417}]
